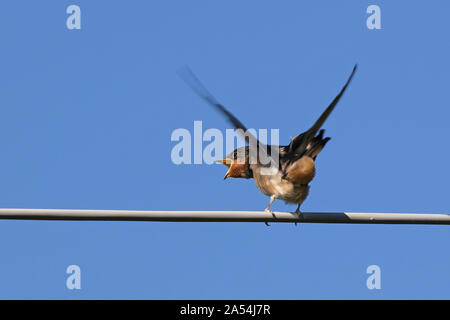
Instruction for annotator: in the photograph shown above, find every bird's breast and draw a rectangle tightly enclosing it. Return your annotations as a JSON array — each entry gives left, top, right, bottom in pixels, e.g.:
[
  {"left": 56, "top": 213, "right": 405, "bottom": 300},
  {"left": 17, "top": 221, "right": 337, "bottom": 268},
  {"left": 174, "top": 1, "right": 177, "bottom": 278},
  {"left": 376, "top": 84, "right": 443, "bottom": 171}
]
[
  {"left": 251, "top": 159, "right": 313, "bottom": 204},
  {"left": 251, "top": 165, "right": 295, "bottom": 197}
]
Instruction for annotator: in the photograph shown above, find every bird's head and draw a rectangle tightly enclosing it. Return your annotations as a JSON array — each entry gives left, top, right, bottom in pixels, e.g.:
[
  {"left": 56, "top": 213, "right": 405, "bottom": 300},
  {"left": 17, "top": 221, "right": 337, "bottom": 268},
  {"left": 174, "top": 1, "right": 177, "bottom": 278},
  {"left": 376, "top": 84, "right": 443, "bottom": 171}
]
[{"left": 217, "top": 146, "right": 253, "bottom": 179}]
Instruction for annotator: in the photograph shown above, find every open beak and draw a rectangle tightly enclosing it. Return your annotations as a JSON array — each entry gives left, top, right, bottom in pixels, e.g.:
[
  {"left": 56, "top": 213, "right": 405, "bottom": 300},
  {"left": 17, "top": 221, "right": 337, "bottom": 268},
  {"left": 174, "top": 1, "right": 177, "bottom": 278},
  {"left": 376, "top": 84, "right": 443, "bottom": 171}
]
[
  {"left": 216, "top": 158, "right": 231, "bottom": 167},
  {"left": 223, "top": 170, "right": 232, "bottom": 180},
  {"left": 217, "top": 158, "right": 232, "bottom": 179}
]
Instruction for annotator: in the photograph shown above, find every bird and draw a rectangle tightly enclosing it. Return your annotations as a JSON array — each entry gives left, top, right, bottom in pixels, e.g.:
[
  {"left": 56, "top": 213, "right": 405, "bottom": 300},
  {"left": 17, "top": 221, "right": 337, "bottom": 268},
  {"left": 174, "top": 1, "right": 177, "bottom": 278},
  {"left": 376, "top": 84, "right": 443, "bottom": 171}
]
[{"left": 178, "top": 65, "right": 357, "bottom": 222}]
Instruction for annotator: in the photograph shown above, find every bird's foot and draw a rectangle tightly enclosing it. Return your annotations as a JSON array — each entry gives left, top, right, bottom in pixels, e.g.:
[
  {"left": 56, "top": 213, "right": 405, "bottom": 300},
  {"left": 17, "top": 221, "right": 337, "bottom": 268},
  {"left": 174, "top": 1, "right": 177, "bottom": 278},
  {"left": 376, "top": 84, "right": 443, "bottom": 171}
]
[
  {"left": 264, "top": 207, "right": 276, "bottom": 227},
  {"left": 294, "top": 207, "right": 302, "bottom": 226},
  {"left": 265, "top": 207, "right": 276, "bottom": 218}
]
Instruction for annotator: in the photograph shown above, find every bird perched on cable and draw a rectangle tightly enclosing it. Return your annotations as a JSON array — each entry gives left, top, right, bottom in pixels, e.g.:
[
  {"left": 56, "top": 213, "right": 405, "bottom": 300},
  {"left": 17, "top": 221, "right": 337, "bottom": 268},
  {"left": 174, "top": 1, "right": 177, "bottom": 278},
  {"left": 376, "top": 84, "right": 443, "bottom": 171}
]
[{"left": 178, "top": 65, "right": 357, "bottom": 220}]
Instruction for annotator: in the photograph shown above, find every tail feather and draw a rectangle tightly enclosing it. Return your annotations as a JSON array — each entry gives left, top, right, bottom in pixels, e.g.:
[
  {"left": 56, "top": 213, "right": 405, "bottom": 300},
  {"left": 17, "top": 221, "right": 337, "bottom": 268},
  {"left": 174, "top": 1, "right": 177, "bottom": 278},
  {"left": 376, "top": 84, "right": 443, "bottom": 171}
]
[{"left": 304, "top": 129, "right": 331, "bottom": 160}]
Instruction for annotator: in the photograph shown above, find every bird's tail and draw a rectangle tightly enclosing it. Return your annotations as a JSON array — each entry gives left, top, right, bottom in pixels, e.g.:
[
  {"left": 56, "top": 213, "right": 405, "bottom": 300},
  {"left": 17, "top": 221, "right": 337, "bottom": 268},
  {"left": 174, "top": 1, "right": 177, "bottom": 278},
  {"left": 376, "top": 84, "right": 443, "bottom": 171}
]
[{"left": 304, "top": 129, "right": 331, "bottom": 160}]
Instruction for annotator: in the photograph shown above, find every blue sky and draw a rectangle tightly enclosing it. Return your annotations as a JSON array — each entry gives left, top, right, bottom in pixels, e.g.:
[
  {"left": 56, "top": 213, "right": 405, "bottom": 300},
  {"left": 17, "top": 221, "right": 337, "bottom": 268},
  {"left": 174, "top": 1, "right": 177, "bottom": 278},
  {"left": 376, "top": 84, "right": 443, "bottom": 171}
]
[{"left": 0, "top": 0, "right": 449, "bottom": 299}]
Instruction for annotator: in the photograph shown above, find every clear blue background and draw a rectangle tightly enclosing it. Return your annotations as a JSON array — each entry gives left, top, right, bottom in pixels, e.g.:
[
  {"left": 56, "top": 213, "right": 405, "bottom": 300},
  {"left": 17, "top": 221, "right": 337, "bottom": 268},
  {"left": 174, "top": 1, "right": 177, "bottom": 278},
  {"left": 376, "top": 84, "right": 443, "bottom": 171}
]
[{"left": 0, "top": 0, "right": 449, "bottom": 299}]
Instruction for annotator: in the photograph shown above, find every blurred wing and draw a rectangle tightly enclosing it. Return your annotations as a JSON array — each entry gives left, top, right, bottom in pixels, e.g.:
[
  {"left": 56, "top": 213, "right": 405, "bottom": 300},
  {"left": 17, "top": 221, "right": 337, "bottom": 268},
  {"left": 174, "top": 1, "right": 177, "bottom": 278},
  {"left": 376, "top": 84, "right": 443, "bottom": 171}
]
[
  {"left": 178, "top": 67, "right": 278, "bottom": 165},
  {"left": 178, "top": 66, "right": 253, "bottom": 141}
]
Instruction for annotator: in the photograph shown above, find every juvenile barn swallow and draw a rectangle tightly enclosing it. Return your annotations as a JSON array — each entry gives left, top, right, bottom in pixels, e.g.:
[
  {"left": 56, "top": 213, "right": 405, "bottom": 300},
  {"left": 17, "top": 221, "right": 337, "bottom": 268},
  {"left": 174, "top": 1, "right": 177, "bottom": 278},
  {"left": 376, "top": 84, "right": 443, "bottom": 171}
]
[{"left": 179, "top": 65, "right": 357, "bottom": 220}]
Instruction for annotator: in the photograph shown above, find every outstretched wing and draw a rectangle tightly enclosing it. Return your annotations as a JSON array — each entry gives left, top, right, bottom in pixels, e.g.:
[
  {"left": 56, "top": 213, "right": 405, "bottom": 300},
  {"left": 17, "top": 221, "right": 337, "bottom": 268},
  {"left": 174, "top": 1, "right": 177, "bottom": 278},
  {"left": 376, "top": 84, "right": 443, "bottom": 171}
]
[
  {"left": 178, "top": 66, "right": 253, "bottom": 141},
  {"left": 178, "top": 66, "right": 278, "bottom": 166},
  {"left": 288, "top": 64, "right": 358, "bottom": 156}
]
